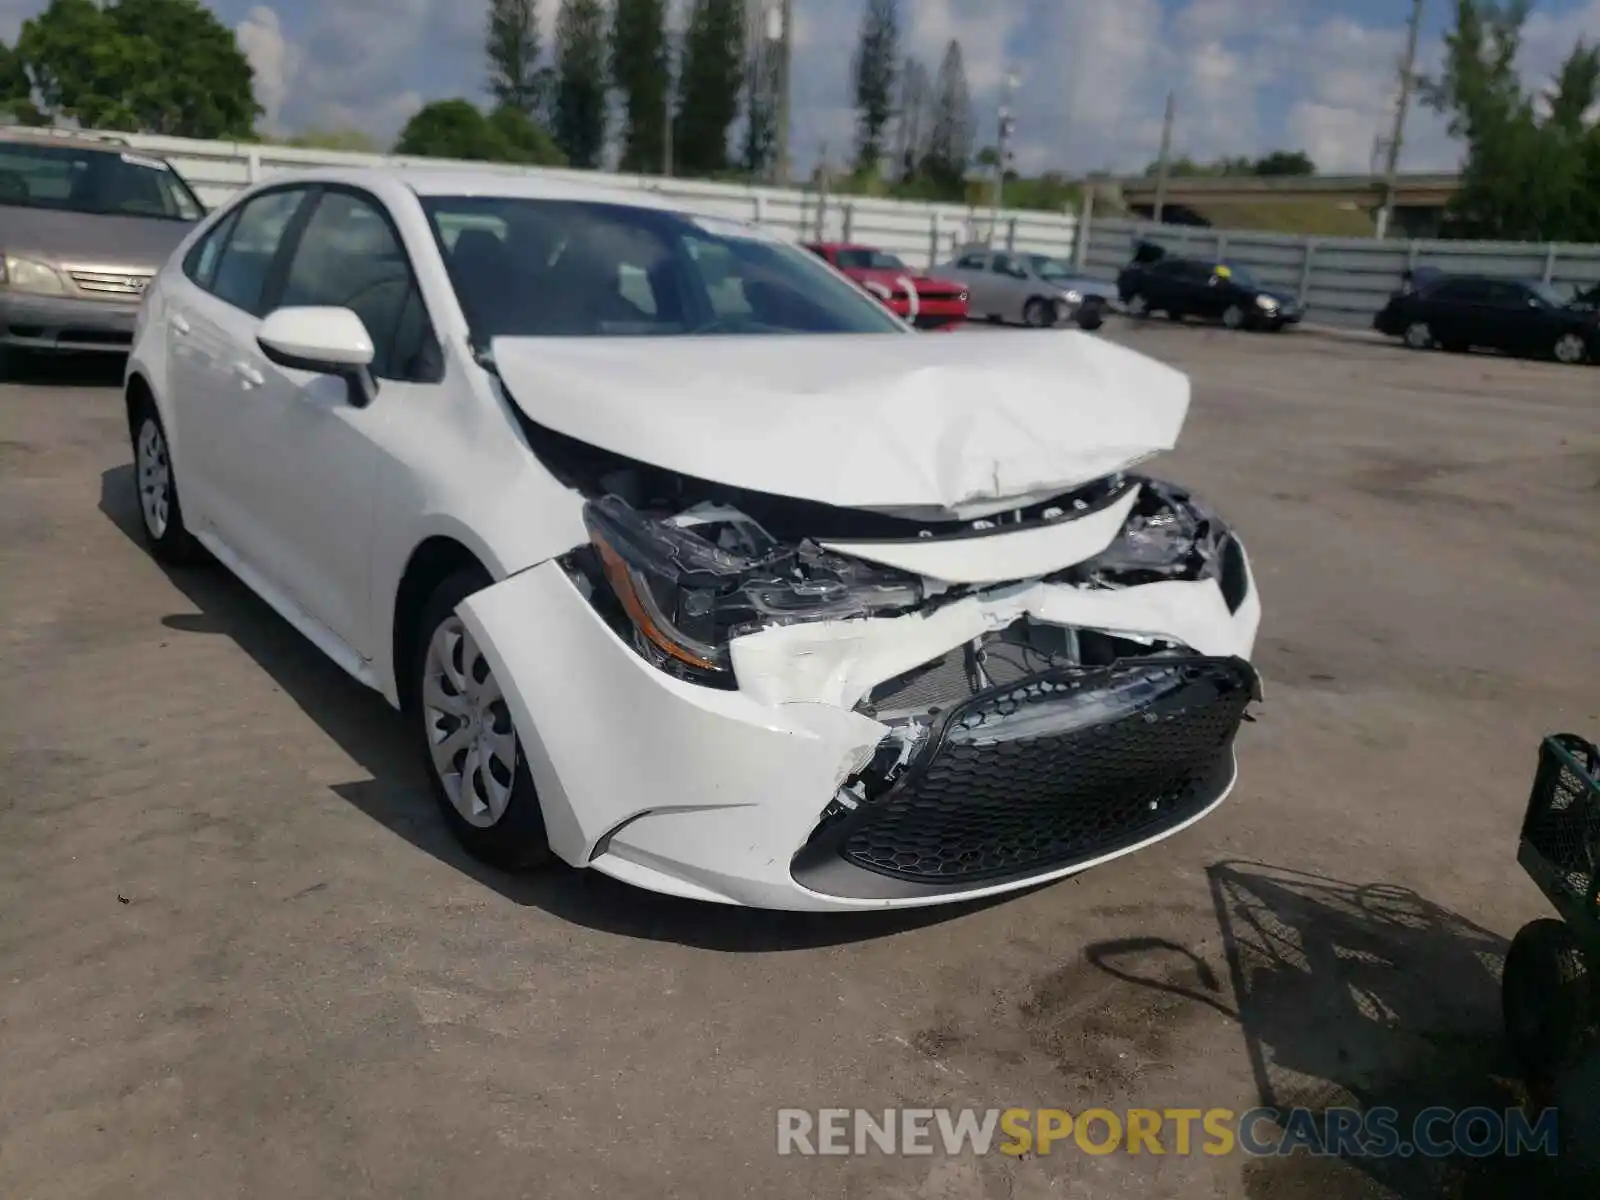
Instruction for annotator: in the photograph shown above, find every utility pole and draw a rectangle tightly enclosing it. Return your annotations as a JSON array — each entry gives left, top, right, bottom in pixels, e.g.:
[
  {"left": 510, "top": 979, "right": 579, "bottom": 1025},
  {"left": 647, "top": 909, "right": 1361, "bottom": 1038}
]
[
  {"left": 773, "top": 0, "right": 793, "bottom": 184},
  {"left": 1376, "top": 0, "right": 1425, "bottom": 240},
  {"left": 662, "top": 7, "right": 677, "bottom": 177},
  {"left": 1151, "top": 91, "right": 1175, "bottom": 224},
  {"left": 990, "top": 72, "right": 1018, "bottom": 240}
]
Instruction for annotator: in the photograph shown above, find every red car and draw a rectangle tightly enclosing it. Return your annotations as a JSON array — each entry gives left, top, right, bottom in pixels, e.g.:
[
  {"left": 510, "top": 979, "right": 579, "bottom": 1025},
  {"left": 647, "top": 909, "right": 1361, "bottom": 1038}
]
[{"left": 804, "top": 242, "right": 970, "bottom": 331}]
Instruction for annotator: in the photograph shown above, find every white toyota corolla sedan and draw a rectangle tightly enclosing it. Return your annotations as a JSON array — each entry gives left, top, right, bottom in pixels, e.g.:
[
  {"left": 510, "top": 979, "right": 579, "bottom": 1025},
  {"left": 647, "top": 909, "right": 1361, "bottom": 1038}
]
[{"left": 123, "top": 166, "right": 1262, "bottom": 911}]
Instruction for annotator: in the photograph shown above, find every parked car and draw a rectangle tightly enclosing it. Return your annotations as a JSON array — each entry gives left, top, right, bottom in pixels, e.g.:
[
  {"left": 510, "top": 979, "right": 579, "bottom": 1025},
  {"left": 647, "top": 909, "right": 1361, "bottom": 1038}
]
[
  {"left": 1116, "top": 251, "right": 1302, "bottom": 331},
  {"left": 0, "top": 127, "right": 205, "bottom": 374},
  {"left": 1373, "top": 275, "right": 1599, "bottom": 365},
  {"left": 125, "top": 167, "right": 1262, "bottom": 911},
  {"left": 803, "top": 242, "right": 969, "bottom": 330},
  {"left": 934, "top": 246, "right": 1114, "bottom": 330}
]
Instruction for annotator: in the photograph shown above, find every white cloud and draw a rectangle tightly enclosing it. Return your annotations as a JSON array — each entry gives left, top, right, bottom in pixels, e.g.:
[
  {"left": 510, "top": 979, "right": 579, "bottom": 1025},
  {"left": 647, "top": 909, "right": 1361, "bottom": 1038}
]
[{"left": 236, "top": 5, "right": 297, "bottom": 133}]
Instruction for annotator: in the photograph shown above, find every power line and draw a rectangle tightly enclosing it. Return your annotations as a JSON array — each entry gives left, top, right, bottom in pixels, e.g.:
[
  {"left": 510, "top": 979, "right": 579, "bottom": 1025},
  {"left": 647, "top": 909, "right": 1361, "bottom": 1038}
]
[
  {"left": 1152, "top": 91, "right": 1175, "bottom": 224},
  {"left": 1376, "top": 0, "right": 1425, "bottom": 240}
]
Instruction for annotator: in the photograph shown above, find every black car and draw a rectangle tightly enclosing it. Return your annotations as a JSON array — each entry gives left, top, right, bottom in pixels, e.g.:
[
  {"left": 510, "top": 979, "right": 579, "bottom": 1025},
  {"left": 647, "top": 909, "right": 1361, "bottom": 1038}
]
[
  {"left": 1116, "top": 252, "right": 1302, "bottom": 331},
  {"left": 1373, "top": 275, "right": 1599, "bottom": 365}
]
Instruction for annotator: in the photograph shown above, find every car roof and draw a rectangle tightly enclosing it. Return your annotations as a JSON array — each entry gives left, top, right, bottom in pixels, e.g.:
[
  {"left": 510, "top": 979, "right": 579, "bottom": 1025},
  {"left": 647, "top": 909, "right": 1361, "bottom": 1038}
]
[
  {"left": 250, "top": 164, "right": 691, "bottom": 215},
  {"left": 0, "top": 127, "right": 138, "bottom": 155}
]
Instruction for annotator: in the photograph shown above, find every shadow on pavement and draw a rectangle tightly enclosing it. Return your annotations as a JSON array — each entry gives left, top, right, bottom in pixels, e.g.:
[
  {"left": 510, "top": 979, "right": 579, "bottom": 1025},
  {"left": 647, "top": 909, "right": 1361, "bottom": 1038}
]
[
  {"left": 98, "top": 464, "right": 1015, "bottom": 951},
  {"left": 1088, "top": 861, "right": 1592, "bottom": 1199},
  {"left": 1, "top": 350, "right": 127, "bottom": 388}
]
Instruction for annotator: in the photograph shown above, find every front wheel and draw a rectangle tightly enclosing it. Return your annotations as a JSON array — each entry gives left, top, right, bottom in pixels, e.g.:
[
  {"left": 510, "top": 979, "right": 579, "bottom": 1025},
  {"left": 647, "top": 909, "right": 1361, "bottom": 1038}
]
[
  {"left": 1125, "top": 293, "right": 1150, "bottom": 319},
  {"left": 412, "top": 571, "right": 552, "bottom": 871},
  {"left": 1221, "top": 304, "right": 1246, "bottom": 330},
  {"left": 130, "top": 402, "right": 203, "bottom": 564},
  {"left": 1503, "top": 918, "right": 1592, "bottom": 1078},
  {"left": 1553, "top": 332, "right": 1589, "bottom": 365}
]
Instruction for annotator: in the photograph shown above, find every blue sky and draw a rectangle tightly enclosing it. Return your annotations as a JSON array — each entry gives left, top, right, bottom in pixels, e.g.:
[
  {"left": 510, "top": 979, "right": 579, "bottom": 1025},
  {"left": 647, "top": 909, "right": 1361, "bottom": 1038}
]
[{"left": 3, "top": 0, "right": 1598, "bottom": 173}]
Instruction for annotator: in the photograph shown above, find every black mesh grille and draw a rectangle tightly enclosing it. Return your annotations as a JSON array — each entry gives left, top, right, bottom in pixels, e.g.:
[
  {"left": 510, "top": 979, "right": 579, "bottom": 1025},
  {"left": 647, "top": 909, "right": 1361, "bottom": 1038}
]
[
  {"left": 805, "top": 657, "right": 1256, "bottom": 887},
  {"left": 1520, "top": 734, "right": 1600, "bottom": 910}
]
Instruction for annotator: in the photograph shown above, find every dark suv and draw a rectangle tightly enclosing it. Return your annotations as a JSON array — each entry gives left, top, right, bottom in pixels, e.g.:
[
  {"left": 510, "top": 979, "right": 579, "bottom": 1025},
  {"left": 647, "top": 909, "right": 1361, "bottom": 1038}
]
[
  {"left": 1117, "top": 247, "right": 1302, "bottom": 332},
  {"left": 1373, "top": 275, "right": 1598, "bottom": 365}
]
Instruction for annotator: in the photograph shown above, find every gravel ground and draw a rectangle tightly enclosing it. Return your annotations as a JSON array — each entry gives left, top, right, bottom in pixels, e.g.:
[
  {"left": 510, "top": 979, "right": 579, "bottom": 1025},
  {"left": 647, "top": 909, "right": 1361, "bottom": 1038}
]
[{"left": 1, "top": 326, "right": 1596, "bottom": 1200}]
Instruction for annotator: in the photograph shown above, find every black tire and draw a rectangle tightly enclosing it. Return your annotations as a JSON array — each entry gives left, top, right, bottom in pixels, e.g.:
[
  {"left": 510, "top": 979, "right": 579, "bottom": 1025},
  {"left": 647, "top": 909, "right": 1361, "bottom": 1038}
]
[
  {"left": 1552, "top": 331, "right": 1589, "bottom": 365},
  {"left": 129, "top": 399, "right": 204, "bottom": 565},
  {"left": 1074, "top": 302, "right": 1106, "bottom": 332},
  {"left": 1165, "top": 309, "right": 1185, "bottom": 323},
  {"left": 1221, "top": 303, "right": 1247, "bottom": 330},
  {"left": 1125, "top": 292, "right": 1151, "bottom": 319},
  {"left": 411, "top": 569, "right": 552, "bottom": 872},
  {"left": 1503, "top": 918, "right": 1592, "bottom": 1077},
  {"left": 1023, "top": 297, "right": 1057, "bottom": 328}
]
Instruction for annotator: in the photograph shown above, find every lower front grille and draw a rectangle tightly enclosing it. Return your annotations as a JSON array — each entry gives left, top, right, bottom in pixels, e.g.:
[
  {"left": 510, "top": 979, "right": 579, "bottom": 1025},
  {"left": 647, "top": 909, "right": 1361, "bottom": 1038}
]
[{"left": 794, "top": 657, "right": 1257, "bottom": 893}]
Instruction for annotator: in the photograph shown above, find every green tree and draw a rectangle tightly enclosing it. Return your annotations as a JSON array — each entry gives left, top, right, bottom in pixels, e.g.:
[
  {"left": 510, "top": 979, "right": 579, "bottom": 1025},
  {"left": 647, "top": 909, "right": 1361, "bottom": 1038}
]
[
  {"left": 1252, "top": 149, "right": 1315, "bottom": 176},
  {"left": 920, "top": 40, "right": 971, "bottom": 195},
  {"left": 395, "top": 97, "right": 565, "bottom": 165},
  {"left": 552, "top": 0, "right": 608, "bottom": 167},
  {"left": 852, "top": 0, "right": 898, "bottom": 173},
  {"left": 1423, "top": 0, "right": 1600, "bottom": 240},
  {"left": 674, "top": 0, "right": 744, "bottom": 176},
  {"left": 892, "top": 55, "right": 929, "bottom": 181},
  {"left": 610, "top": 0, "right": 668, "bottom": 173},
  {"left": 486, "top": 0, "right": 547, "bottom": 117},
  {"left": 741, "top": 5, "right": 780, "bottom": 176},
  {"left": 16, "top": 0, "right": 259, "bottom": 137},
  {"left": 0, "top": 39, "right": 45, "bottom": 124}
]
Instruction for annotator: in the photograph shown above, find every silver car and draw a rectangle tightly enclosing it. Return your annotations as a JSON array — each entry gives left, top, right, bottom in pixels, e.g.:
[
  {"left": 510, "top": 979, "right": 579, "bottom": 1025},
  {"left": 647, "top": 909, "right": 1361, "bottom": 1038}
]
[
  {"left": 935, "top": 246, "right": 1118, "bottom": 330},
  {"left": 0, "top": 129, "right": 204, "bottom": 371}
]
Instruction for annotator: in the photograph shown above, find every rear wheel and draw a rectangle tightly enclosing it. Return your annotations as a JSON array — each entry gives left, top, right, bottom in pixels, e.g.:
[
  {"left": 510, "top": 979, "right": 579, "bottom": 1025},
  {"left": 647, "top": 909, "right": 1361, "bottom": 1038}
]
[
  {"left": 1023, "top": 297, "right": 1057, "bottom": 328},
  {"left": 412, "top": 570, "right": 552, "bottom": 871},
  {"left": 1553, "top": 332, "right": 1588, "bottom": 365},
  {"left": 1403, "top": 320, "right": 1433, "bottom": 350},
  {"left": 1503, "top": 918, "right": 1592, "bottom": 1078}
]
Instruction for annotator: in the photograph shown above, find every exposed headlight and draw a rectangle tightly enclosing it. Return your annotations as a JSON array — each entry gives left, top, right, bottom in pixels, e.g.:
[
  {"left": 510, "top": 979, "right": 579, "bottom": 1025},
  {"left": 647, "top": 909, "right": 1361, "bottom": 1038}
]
[
  {"left": 569, "top": 496, "right": 923, "bottom": 687},
  {"left": 1062, "top": 289, "right": 1083, "bottom": 305},
  {"left": 1255, "top": 295, "right": 1278, "bottom": 311},
  {"left": 1, "top": 254, "right": 69, "bottom": 296},
  {"left": 1077, "top": 478, "right": 1232, "bottom": 586}
]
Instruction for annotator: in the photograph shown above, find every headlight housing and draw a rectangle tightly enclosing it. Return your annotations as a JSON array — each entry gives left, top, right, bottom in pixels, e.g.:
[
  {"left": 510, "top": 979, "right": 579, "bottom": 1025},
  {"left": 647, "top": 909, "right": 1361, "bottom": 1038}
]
[
  {"left": 568, "top": 496, "right": 924, "bottom": 687},
  {"left": 1, "top": 254, "right": 69, "bottom": 296},
  {"left": 1062, "top": 289, "right": 1083, "bottom": 305},
  {"left": 1076, "top": 478, "right": 1231, "bottom": 586}
]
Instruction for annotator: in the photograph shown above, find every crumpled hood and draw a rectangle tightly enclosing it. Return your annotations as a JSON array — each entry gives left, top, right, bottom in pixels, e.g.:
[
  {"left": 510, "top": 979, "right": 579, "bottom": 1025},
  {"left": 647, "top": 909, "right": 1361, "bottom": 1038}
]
[{"left": 491, "top": 330, "right": 1189, "bottom": 519}]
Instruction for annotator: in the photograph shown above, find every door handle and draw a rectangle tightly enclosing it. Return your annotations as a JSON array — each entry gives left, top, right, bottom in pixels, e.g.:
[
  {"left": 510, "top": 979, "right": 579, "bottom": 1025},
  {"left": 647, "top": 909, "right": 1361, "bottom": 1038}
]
[
  {"left": 234, "top": 361, "right": 265, "bottom": 388},
  {"left": 171, "top": 312, "right": 190, "bottom": 335}
]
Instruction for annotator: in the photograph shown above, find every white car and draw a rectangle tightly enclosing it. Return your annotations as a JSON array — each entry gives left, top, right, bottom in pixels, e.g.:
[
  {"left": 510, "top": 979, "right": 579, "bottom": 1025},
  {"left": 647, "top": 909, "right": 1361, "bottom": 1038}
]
[{"left": 124, "top": 167, "right": 1262, "bottom": 912}]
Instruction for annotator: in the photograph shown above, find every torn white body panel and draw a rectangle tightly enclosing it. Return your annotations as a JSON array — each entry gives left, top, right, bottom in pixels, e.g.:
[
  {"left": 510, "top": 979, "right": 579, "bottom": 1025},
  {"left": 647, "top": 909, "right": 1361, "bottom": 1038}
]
[
  {"left": 490, "top": 330, "right": 1189, "bottom": 517},
  {"left": 816, "top": 487, "right": 1139, "bottom": 584},
  {"left": 730, "top": 553, "right": 1261, "bottom": 710}
]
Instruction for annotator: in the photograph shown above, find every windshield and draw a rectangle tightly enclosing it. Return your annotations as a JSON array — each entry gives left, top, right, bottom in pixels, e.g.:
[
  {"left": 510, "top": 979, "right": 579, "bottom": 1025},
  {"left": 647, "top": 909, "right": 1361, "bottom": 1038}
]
[
  {"left": 423, "top": 197, "right": 907, "bottom": 339},
  {"left": 0, "top": 141, "right": 204, "bottom": 221},
  {"left": 1028, "top": 255, "right": 1076, "bottom": 281},
  {"left": 834, "top": 247, "right": 907, "bottom": 271}
]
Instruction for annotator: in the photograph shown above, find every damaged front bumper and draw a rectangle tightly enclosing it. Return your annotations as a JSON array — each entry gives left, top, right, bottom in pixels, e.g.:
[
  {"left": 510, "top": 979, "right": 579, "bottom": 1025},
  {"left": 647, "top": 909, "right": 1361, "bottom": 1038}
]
[{"left": 456, "top": 521, "right": 1262, "bottom": 911}]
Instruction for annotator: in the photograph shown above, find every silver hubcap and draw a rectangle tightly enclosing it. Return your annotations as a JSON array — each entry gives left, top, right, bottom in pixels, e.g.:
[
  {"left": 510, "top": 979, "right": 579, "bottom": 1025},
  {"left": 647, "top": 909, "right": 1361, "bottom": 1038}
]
[
  {"left": 1223, "top": 306, "right": 1244, "bottom": 328},
  {"left": 1405, "top": 322, "right": 1431, "bottom": 348},
  {"left": 423, "top": 616, "right": 516, "bottom": 828},
  {"left": 1555, "top": 333, "right": 1584, "bottom": 363},
  {"left": 1128, "top": 294, "right": 1148, "bottom": 317},
  {"left": 136, "top": 418, "right": 170, "bottom": 539}
]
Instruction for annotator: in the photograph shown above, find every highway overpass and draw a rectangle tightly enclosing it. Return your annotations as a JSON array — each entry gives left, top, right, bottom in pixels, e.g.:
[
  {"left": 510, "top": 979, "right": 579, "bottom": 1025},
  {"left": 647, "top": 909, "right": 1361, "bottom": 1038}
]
[{"left": 1106, "top": 172, "right": 1461, "bottom": 237}]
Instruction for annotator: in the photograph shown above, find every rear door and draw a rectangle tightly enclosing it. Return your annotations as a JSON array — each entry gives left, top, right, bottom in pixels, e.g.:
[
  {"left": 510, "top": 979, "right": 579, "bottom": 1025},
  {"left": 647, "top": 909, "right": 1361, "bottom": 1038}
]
[
  {"left": 1478, "top": 281, "right": 1546, "bottom": 356},
  {"left": 951, "top": 251, "right": 994, "bottom": 314},
  {"left": 989, "top": 252, "right": 1031, "bottom": 320},
  {"left": 1423, "top": 278, "right": 1489, "bottom": 346}
]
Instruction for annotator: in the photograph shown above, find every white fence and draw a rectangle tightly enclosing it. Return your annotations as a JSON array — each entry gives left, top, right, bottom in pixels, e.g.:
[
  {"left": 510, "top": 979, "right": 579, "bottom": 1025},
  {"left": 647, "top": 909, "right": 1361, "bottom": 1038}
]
[
  {"left": 118, "top": 132, "right": 1081, "bottom": 270},
  {"left": 1076, "top": 216, "right": 1600, "bottom": 329}
]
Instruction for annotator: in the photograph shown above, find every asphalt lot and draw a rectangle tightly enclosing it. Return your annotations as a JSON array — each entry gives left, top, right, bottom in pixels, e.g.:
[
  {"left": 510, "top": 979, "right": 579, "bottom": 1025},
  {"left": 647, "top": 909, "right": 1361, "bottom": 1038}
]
[{"left": 2, "top": 325, "right": 1597, "bottom": 1200}]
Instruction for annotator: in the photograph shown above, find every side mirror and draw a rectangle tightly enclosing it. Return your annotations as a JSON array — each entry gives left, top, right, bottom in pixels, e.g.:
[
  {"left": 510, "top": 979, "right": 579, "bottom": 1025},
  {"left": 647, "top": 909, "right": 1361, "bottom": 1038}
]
[{"left": 257, "top": 306, "right": 379, "bottom": 407}]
